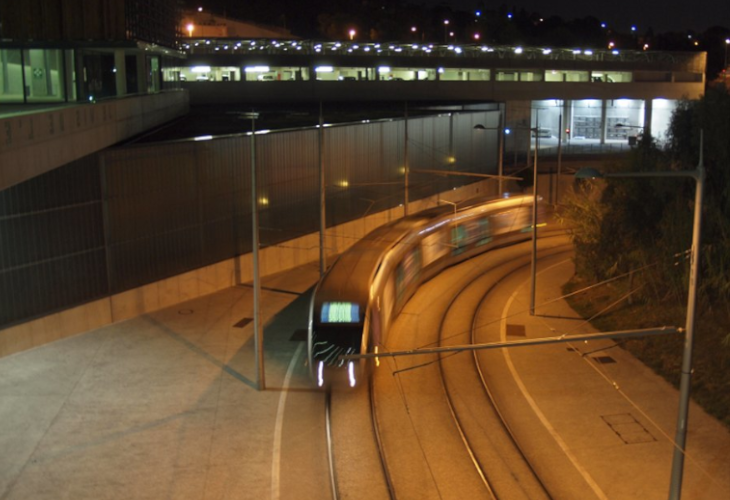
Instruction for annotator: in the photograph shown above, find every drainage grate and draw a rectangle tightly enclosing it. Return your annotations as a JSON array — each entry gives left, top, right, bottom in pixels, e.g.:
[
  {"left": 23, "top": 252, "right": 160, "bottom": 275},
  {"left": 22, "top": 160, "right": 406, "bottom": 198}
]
[
  {"left": 506, "top": 324, "right": 526, "bottom": 337},
  {"left": 233, "top": 317, "right": 253, "bottom": 328},
  {"left": 592, "top": 355, "right": 616, "bottom": 364},
  {"left": 290, "top": 329, "right": 308, "bottom": 342},
  {"left": 601, "top": 413, "right": 656, "bottom": 444}
]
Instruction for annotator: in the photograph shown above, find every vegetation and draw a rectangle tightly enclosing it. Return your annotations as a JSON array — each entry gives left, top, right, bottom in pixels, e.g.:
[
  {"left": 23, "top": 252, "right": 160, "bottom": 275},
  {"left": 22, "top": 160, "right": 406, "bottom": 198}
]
[{"left": 557, "top": 85, "right": 730, "bottom": 426}]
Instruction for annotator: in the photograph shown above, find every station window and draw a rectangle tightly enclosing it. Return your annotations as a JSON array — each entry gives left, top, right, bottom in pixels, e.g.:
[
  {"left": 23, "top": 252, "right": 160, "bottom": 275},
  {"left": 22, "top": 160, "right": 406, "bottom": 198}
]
[
  {"left": 22, "top": 49, "right": 65, "bottom": 103},
  {"left": 0, "top": 49, "right": 24, "bottom": 103},
  {"left": 545, "top": 70, "right": 589, "bottom": 82},
  {"left": 441, "top": 68, "right": 490, "bottom": 81},
  {"left": 591, "top": 71, "right": 632, "bottom": 83}
]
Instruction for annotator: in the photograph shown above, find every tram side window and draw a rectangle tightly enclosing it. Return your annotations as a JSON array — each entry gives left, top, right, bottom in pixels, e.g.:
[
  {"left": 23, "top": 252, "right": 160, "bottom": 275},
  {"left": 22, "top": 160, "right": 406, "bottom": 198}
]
[{"left": 395, "top": 247, "right": 423, "bottom": 303}]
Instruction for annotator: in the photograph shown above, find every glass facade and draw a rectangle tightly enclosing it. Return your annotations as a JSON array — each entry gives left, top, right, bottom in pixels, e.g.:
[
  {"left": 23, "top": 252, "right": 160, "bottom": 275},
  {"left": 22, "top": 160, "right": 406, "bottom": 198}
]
[{"left": 0, "top": 46, "right": 180, "bottom": 104}]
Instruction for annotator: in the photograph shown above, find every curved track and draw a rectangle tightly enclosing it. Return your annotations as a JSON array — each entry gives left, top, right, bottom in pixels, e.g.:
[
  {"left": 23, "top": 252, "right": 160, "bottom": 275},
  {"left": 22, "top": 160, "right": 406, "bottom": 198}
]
[{"left": 368, "top": 233, "right": 571, "bottom": 499}]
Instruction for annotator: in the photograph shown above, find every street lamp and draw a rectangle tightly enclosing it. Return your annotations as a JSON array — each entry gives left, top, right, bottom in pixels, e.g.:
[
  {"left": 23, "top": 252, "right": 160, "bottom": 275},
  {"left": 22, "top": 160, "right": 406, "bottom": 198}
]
[
  {"left": 575, "top": 139, "right": 705, "bottom": 500},
  {"left": 443, "top": 19, "right": 449, "bottom": 44},
  {"left": 725, "top": 39, "right": 729, "bottom": 69},
  {"left": 473, "top": 117, "right": 505, "bottom": 196},
  {"left": 186, "top": 23, "right": 194, "bottom": 38},
  {"left": 348, "top": 28, "right": 356, "bottom": 40}
]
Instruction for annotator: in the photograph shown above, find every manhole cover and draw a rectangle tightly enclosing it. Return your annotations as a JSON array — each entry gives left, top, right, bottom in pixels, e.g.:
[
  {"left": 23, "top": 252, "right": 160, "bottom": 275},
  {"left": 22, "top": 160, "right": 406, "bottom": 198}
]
[{"left": 506, "top": 324, "right": 526, "bottom": 337}]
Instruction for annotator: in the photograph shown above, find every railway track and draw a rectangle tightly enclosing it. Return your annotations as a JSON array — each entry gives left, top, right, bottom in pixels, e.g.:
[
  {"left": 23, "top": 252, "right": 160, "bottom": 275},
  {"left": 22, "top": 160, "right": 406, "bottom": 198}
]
[{"left": 368, "top": 234, "right": 570, "bottom": 499}]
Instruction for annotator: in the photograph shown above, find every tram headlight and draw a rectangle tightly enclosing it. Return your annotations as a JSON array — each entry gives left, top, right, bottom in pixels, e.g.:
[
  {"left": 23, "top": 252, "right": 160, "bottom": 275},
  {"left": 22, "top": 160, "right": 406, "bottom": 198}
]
[
  {"left": 348, "top": 361, "right": 357, "bottom": 388},
  {"left": 318, "top": 361, "right": 325, "bottom": 387}
]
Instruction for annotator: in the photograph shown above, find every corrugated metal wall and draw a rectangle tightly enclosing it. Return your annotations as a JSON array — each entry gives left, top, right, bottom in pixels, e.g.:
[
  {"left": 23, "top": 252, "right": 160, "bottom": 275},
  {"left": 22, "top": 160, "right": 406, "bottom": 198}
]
[{"left": 0, "top": 111, "right": 498, "bottom": 329}]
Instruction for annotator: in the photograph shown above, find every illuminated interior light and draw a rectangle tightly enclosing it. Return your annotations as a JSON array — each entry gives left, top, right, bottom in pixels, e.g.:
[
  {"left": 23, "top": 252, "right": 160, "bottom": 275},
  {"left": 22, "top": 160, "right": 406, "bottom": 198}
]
[
  {"left": 572, "top": 49, "right": 581, "bottom": 54},
  {"left": 454, "top": 47, "right": 462, "bottom": 54},
  {"left": 438, "top": 67, "right": 444, "bottom": 74},
  {"left": 244, "top": 66, "right": 269, "bottom": 72},
  {"left": 258, "top": 197, "right": 269, "bottom": 206},
  {"left": 318, "top": 361, "right": 324, "bottom": 387},
  {"left": 339, "top": 180, "right": 349, "bottom": 187},
  {"left": 584, "top": 50, "right": 593, "bottom": 55},
  {"left": 194, "top": 135, "right": 213, "bottom": 141},
  {"left": 348, "top": 361, "right": 356, "bottom": 388},
  {"left": 612, "top": 50, "right": 620, "bottom": 55},
  {"left": 254, "top": 129, "right": 270, "bottom": 135},
  {"left": 378, "top": 66, "right": 391, "bottom": 73},
  {"left": 542, "top": 48, "right": 552, "bottom": 55},
  {"left": 514, "top": 47, "right": 523, "bottom": 54},
  {"left": 191, "top": 66, "right": 211, "bottom": 73},
  {"left": 315, "top": 66, "right": 334, "bottom": 73}
]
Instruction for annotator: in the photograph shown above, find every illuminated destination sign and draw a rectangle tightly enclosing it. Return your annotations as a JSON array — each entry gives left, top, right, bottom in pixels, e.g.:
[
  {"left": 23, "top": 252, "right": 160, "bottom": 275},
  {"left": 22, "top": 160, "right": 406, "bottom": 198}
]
[{"left": 321, "top": 302, "right": 360, "bottom": 323}]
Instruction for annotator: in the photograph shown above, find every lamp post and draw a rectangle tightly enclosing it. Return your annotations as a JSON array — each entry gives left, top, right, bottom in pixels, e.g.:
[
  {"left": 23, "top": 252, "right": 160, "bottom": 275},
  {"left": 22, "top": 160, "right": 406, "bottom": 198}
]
[
  {"left": 725, "top": 39, "right": 730, "bottom": 71},
  {"left": 443, "top": 20, "right": 449, "bottom": 44},
  {"left": 575, "top": 140, "right": 705, "bottom": 500},
  {"left": 243, "top": 112, "right": 266, "bottom": 391}
]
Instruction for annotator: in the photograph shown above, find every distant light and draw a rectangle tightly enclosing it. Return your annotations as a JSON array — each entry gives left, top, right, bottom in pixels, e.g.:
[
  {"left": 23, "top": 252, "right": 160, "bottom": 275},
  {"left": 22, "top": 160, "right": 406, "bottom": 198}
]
[
  {"left": 378, "top": 66, "right": 391, "bottom": 73},
  {"left": 197, "top": 6, "right": 202, "bottom": 12},
  {"left": 601, "top": 22, "right": 607, "bottom": 28},
  {"left": 444, "top": 19, "right": 450, "bottom": 25},
  {"left": 643, "top": 44, "right": 649, "bottom": 50},
  {"left": 542, "top": 48, "right": 552, "bottom": 55},
  {"left": 608, "top": 41, "right": 615, "bottom": 49},
  {"left": 454, "top": 47, "right": 462, "bottom": 54},
  {"left": 504, "top": 128, "right": 511, "bottom": 135},
  {"left": 612, "top": 50, "right": 620, "bottom": 55},
  {"left": 315, "top": 66, "right": 334, "bottom": 73},
  {"left": 474, "top": 33, "right": 480, "bottom": 40},
  {"left": 194, "top": 135, "right": 213, "bottom": 141},
  {"left": 476, "top": 10, "right": 481, "bottom": 17},
  {"left": 411, "top": 26, "right": 417, "bottom": 32},
  {"left": 437, "top": 67, "right": 444, "bottom": 74},
  {"left": 258, "top": 197, "right": 269, "bottom": 206},
  {"left": 507, "top": 13, "right": 513, "bottom": 19},
  {"left": 255, "top": 130, "right": 270, "bottom": 135},
  {"left": 348, "top": 29, "right": 356, "bottom": 40},
  {"left": 584, "top": 50, "right": 593, "bottom": 55},
  {"left": 573, "top": 49, "right": 581, "bottom": 54},
  {"left": 514, "top": 47, "right": 523, "bottom": 54},
  {"left": 631, "top": 25, "right": 637, "bottom": 32},
  {"left": 244, "top": 66, "right": 269, "bottom": 73},
  {"left": 192, "top": 66, "right": 212, "bottom": 73}
]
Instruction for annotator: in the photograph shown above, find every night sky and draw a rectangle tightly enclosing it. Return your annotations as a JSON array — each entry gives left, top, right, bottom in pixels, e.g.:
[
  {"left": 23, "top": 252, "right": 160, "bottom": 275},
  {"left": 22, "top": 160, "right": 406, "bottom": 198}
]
[{"left": 421, "top": 0, "right": 728, "bottom": 33}]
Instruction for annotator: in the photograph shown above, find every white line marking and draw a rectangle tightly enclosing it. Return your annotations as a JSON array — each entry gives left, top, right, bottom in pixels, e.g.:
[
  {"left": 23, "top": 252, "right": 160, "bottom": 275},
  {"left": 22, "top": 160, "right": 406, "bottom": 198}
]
[
  {"left": 501, "top": 282, "right": 609, "bottom": 500},
  {"left": 271, "top": 342, "right": 305, "bottom": 500}
]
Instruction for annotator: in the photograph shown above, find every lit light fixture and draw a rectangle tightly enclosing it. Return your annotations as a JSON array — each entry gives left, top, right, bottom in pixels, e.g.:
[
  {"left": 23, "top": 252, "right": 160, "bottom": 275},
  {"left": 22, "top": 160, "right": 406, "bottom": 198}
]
[
  {"left": 378, "top": 66, "right": 391, "bottom": 73},
  {"left": 542, "top": 48, "right": 552, "bottom": 55},
  {"left": 244, "top": 66, "right": 269, "bottom": 72},
  {"left": 514, "top": 47, "right": 523, "bottom": 54},
  {"left": 191, "top": 66, "right": 212, "bottom": 73},
  {"left": 315, "top": 66, "right": 334, "bottom": 73},
  {"left": 348, "top": 28, "right": 356, "bottom": 40},
  {"left": 584, "top": 50, "right": 593, "bottom": 55},
  {"left": 194, "top": 135, "right": 213, "bottom": 141},
  {"left": 186, "top": 23, "right": 194, "bottom": 37}
]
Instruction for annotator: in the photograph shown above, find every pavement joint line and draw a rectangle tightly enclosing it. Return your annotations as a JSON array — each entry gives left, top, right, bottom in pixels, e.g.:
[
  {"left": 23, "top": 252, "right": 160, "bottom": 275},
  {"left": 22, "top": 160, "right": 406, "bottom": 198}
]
[
  {"left": 238, "top": 284, "right": 303, "bottom": 296},
  {"left": 501, "top": 269, "right": 609, "bottom": 500},
  {"left": 271, "top": 342, "right": 305, "bottom": 500}
]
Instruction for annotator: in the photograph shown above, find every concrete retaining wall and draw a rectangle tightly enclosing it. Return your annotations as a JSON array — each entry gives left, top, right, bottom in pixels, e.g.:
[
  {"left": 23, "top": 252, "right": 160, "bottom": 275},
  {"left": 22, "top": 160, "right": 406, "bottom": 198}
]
[{"left": 0, "top": 179, "right": 499, "bottom": 358}]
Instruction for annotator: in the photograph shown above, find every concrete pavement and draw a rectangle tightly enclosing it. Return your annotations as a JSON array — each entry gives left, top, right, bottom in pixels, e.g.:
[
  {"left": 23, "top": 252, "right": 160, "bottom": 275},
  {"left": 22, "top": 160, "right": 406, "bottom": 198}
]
[{"left": 1, "top": 252, "right": 729, "bottom": 499}]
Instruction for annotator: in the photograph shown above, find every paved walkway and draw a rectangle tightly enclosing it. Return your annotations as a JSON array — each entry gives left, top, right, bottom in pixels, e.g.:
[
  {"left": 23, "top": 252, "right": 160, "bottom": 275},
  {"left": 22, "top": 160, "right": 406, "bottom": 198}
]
[{"left": 1, "top": 255, "right": 728, "bottom": 499}]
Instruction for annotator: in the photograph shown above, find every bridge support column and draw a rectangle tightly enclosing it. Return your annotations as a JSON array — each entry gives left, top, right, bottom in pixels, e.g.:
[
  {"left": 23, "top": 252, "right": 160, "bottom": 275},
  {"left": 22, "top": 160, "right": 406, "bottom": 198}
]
[
  {"left": 600, "top": 99, "right": 608, "bottom": 145},
  {"left": 114, "top": 49, "right": 127, "bottom": 97},
  {"left": 644, "top": 99, "right": 653, "bottom": 139}
]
